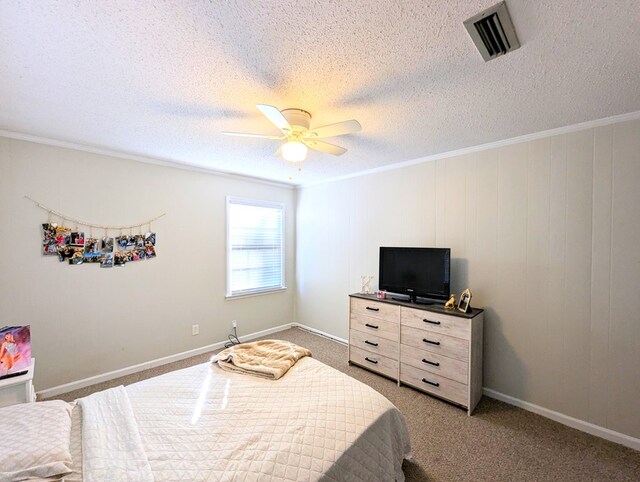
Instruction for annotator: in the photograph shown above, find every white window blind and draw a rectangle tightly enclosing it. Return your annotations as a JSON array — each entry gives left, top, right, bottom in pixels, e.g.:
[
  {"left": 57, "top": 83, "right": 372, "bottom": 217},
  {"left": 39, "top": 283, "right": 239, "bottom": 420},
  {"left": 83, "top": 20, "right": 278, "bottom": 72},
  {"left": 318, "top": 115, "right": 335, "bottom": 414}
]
[{"left": 226, "top": 197, "right": 285, "bottom": 297}]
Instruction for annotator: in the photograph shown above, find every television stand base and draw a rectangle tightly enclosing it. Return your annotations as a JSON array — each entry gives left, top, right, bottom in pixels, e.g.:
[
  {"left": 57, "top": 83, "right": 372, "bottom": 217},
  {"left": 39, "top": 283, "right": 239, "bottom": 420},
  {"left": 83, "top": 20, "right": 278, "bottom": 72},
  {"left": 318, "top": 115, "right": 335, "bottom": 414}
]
[{"left": 391, "top": 296, "right": 434, "bottom": 305}]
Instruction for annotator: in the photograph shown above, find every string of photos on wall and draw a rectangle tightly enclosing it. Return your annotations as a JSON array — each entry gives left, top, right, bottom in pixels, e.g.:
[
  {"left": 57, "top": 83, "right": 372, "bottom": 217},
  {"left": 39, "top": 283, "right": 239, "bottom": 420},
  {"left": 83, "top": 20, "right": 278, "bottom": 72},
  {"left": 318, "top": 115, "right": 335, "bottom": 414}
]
[{"left": 27, "top": 196, "right": 165, "bottom": 269}]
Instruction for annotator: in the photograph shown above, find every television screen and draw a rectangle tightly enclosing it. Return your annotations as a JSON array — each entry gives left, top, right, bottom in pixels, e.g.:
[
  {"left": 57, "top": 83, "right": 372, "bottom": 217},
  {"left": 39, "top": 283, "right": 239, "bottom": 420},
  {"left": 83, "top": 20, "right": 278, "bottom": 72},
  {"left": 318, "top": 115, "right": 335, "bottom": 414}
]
[{"left": 379, "top": 247, "right": 450, "bottom": 303}]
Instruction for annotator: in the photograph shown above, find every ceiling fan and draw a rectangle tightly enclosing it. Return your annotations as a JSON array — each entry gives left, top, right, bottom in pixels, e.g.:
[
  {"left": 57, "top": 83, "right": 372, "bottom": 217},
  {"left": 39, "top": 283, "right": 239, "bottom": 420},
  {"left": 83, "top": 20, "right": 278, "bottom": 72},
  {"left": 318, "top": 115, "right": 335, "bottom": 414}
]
[{"left": 223, "top": 104, "right": 362, "bottom": 163}]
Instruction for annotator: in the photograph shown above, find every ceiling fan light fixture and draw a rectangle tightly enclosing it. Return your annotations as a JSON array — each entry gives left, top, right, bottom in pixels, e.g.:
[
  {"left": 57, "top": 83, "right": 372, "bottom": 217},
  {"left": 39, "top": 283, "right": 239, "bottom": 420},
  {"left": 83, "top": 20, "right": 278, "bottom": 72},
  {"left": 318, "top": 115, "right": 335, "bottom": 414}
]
[
  {"left": 281, "top": 140, "right": 308, "bottom": 162},
  {"left": 224, "top": 104, "right": 361, "bottom": 164}
]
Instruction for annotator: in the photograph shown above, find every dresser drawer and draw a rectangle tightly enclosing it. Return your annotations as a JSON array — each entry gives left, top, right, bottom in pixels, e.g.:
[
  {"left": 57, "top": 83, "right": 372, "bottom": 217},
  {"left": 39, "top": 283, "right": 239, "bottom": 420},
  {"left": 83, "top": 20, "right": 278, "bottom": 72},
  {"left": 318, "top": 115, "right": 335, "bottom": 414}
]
[
  {"left": 401, "top": 325, "right": 469, "bottom": 362},
  {"left": 400, "top": 344, "right": 468, "bottom": 384},
  {"left": 400, "top": 363, "right": 468, "bottom": 407},
  {"left": 401, "top": 307, "right": 470, "bottom": 340},
  {"left": 350, "top": 346, "right": 398, "bottom": 380},
  {"left": 350, "top": 297, "right": 399, "bottom": 323},
  {"left": 351, "top": 312, "right": 399, "bottom": 342},
  {"left": 350, "top": 329, "right": 398, "bottom": 360}
]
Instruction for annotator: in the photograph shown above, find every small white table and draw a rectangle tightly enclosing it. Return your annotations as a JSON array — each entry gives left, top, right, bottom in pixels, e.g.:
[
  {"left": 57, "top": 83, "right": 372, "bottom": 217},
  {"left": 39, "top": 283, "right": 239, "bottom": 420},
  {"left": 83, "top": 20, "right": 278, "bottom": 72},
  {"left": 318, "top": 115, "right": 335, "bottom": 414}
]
[{"left": 0, "top": 358, "right": 36, "bottom": 408}]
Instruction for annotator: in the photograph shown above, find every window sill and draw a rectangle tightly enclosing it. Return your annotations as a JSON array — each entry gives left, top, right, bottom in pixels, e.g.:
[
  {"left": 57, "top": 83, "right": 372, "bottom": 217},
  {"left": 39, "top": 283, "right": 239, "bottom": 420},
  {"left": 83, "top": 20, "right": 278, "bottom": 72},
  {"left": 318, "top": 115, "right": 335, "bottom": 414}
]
[{"left": 225, "top": 287, "right": 288, "bottom": 300}]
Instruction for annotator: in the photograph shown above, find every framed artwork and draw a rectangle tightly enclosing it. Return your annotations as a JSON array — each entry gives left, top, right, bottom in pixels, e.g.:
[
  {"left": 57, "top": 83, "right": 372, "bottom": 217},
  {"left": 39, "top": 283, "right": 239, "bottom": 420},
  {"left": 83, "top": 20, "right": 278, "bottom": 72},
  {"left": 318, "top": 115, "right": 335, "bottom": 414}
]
[
  {"left": 0, "top": 325, "right": 31, "bottom": 380},
  {"left": 457, "top": 288, "right": 472, "bottom": 313}
]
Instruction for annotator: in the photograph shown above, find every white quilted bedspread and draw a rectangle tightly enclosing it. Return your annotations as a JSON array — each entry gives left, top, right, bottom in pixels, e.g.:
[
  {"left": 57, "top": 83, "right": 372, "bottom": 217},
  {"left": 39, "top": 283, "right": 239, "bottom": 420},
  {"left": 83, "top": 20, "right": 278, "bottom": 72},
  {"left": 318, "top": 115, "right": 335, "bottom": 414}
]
[
  {"left": 72, "top": 356, "right": 411, "bottom": 481},
  {"left": 78, "top": 386, "right": 153, "bottom": 482}
]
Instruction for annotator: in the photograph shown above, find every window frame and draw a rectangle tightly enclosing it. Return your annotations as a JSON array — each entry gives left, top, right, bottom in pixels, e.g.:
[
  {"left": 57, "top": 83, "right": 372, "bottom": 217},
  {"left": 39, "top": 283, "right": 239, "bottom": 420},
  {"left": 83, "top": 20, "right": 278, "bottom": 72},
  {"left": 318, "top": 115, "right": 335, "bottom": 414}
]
[{"left": 225, "top": 196, "right": 286, "bottom": 299}]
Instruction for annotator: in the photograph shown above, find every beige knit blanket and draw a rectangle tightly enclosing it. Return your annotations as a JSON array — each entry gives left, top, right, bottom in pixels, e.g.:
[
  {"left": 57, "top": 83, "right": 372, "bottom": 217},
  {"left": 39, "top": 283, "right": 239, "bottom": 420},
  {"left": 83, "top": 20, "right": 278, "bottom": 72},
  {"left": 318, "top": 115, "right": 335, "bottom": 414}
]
[{"left": 211, "top": 340, "right": 312, "bottom": 380}]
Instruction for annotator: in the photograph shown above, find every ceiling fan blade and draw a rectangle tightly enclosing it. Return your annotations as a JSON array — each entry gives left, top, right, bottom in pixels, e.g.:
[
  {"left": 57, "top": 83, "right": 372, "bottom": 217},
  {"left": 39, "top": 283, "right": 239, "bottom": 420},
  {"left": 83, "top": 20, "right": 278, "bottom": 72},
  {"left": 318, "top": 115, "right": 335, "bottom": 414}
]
[
  {"left": 222, "top": 131, "right": 284, "bottom": 140},
  {"left": 306, "top": 119, "right": 361, "bottom": 139},
  {"left": 256, "top": 104, "right": 291, "bottom": 132},
  {"left": 303, "top": 139, "right": 347, "bottom": 156}
]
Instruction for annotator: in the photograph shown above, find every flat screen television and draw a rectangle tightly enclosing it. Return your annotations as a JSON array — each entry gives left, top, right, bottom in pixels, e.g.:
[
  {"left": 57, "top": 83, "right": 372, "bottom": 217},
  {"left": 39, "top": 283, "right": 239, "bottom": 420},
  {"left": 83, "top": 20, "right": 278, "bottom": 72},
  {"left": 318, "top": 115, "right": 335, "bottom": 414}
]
[{"left": 379, "top": 247, "right": 450, "bottom": 304}]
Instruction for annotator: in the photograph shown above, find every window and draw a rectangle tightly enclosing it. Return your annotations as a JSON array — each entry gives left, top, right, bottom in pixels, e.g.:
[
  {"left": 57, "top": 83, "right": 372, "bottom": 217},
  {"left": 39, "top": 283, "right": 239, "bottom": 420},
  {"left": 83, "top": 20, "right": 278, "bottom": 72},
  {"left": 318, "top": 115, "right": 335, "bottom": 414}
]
[{"left": 226, "top": 197, "right": 285, "bottom": 297}]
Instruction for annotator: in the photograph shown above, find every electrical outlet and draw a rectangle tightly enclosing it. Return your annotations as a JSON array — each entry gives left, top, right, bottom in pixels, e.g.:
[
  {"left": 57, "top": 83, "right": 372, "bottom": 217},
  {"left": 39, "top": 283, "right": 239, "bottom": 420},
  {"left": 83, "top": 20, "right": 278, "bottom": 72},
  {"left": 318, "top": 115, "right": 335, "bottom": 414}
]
[
  {"left": 232, "top": 320, "right": 237, "bottom": 329},
  {"left": 192, "top": 324, "right": 199, "bottom": 336}
]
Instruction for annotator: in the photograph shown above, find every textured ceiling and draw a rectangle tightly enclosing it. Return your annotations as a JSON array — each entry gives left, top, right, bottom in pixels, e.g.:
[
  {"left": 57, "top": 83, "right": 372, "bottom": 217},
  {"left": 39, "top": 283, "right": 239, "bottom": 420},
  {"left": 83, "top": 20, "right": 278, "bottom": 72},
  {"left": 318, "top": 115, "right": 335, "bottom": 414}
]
[{"left": 1, "top": 1, "right": 639, "bottom": 185}]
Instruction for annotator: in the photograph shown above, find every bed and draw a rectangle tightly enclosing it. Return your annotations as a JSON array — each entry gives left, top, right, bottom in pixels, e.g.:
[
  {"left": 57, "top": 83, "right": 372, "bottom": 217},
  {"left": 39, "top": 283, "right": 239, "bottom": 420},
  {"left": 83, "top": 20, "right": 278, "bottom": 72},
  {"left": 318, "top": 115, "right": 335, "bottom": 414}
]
[{"left": 26, "top": 355, "right": 410, "bottom": 481}]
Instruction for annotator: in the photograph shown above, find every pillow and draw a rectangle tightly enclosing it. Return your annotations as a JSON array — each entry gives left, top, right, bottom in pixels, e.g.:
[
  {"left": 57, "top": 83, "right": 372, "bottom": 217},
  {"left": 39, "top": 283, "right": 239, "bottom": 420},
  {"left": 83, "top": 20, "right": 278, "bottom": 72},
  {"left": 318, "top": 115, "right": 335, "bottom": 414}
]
[{"left": 0, "top": 400, "right": 73, "bottom": 482}]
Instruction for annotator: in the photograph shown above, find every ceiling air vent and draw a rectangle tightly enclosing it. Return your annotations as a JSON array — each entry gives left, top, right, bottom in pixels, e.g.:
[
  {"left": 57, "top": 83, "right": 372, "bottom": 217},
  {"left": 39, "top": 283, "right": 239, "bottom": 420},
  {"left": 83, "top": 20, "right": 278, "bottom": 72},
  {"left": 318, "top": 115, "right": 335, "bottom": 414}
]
[{"left": 464, "top": 1, "right": 520, "bottom": 62}]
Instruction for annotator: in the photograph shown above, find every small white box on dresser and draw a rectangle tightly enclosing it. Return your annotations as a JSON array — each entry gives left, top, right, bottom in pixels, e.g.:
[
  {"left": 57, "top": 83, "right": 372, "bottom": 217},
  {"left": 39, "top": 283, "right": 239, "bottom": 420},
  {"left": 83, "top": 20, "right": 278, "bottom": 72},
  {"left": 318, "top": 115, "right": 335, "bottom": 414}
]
[
  {"left": 348, "top": 294, "right": 484, "bottom": 415},
  {"left": 0, "top": 358, "right": 36, "bottom": 408}
]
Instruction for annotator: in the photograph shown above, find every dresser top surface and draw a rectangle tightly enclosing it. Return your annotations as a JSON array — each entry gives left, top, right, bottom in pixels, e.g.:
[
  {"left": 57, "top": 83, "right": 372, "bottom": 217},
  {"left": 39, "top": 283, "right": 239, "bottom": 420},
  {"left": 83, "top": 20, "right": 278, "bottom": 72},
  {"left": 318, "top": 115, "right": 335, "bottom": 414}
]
[{"left": 349, "top": 293, "right": 483, "bottom": 318}]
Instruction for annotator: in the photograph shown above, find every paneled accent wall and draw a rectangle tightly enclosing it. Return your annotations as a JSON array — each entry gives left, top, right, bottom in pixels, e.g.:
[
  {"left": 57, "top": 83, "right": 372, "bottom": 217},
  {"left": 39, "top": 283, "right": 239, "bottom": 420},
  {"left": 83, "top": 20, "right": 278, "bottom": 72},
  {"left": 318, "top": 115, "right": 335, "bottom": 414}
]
[{"left": 296, "top": 119, "right": 640, "bottom": 439}]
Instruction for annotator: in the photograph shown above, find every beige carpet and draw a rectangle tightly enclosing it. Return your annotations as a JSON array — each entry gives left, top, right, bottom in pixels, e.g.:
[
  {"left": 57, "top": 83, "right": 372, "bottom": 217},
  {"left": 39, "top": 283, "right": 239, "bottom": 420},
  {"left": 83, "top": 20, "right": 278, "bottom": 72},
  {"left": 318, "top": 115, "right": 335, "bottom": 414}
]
[{"left": 49, "top": 327, "right": 639, "bottom": 481}]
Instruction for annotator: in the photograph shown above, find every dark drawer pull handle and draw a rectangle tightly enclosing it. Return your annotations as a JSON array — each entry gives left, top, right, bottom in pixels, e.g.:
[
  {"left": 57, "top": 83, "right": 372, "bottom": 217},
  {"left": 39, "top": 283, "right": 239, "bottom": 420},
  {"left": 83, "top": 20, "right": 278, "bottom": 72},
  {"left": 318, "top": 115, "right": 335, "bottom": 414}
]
[
  {"left": 422, "top": 358, "right": 440, "bottom": 367},
  {"left": 422, "top": 378, "right": 440, "bottom": 387},
  {"left": 423, "top": 338, "right": 440, "bottom": 346},
  {"left": 366, "top": 306, "right": 380, "bottom": 312},
  {"left": 365, "top": 323, "right": 379, "bottom": 329},
  {"left": 365, "top": 357, "right": 378, "bottom": 364},
  {"left": 365, "top": 340, "right": 379, "bottom": 347},
  {"left": 423, "top": 318, "right": 441, "bottom": 325}
]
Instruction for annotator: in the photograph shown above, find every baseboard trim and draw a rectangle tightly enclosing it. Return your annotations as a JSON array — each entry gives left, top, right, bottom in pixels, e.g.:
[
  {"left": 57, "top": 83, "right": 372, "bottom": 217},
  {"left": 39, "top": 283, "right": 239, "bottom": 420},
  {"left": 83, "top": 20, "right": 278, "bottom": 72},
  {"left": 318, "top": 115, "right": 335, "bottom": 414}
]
[
  {"left": 39, "top": 324, "right": 639, "bottom": 452},
  {"left": 292, "top": 323, "right": 349, "bottom": 345},
  {"left": 39, "top": 322, "right": 294, "bottom": 398},
  {"left": 483, "top": 388, "right": 640, "bottom": 451}
]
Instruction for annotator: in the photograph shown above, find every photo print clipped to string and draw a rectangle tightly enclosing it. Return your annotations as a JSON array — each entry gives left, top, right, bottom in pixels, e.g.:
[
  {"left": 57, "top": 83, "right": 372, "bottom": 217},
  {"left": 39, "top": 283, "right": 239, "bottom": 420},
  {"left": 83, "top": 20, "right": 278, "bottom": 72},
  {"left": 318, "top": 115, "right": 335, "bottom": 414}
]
[{"left": 32, "top": 196, "right": 163, "bottom": 270}]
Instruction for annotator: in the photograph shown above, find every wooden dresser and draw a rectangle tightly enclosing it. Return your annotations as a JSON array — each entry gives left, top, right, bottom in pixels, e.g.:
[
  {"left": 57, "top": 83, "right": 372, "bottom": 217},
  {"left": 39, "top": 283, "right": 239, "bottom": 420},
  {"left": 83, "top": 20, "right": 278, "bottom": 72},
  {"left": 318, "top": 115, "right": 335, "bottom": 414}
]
[{"left": 348, "top": 294, "right": 484, "bottom": 415}]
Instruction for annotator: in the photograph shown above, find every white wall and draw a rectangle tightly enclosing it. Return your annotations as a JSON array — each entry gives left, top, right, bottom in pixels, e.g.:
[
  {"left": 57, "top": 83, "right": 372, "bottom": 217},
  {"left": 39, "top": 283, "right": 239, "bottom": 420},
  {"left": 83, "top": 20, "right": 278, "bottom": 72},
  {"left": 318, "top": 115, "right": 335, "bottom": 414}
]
[
  {"left": 296, "top": 119, "right": 640, "bottom": 439},
  {"left": 0, "top": 137, "right": 296, "bottom": 390}
]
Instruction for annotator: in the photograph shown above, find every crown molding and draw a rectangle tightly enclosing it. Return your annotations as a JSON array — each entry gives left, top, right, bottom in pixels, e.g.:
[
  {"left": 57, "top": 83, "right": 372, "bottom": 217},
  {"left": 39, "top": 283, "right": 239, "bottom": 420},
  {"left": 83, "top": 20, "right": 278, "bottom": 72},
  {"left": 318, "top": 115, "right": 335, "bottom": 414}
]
[
  {"left": 298, "top": 110, "right": 640, "bottom": 188},
  {"left": 0, "top": 129, "right": 295, "bottom": 189},
  {"left": 3, "top": 109, "right": 639, "bottom": 191}
]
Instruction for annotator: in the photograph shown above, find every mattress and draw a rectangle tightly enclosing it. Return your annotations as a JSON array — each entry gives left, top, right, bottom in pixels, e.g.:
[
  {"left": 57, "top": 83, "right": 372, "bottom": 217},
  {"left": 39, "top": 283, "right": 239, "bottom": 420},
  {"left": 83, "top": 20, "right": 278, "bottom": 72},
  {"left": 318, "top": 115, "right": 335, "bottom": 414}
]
[{"left": 67, "top": 356, "right": 411, "bottom": 481}]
